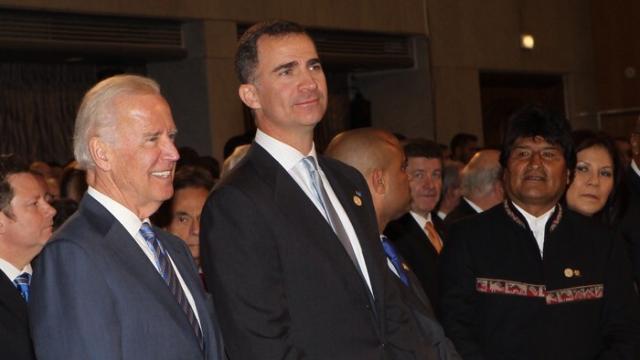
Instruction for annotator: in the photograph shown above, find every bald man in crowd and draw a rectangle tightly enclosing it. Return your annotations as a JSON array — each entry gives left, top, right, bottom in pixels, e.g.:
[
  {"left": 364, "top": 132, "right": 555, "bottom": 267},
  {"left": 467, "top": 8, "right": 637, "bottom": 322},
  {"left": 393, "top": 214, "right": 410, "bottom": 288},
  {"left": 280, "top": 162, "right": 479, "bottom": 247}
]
[
  {"left": 444, "top": 149, "right": 504, "bottom": 227},
  {"left": 326, "top": 128, "right": 460, "bottom": 360}
]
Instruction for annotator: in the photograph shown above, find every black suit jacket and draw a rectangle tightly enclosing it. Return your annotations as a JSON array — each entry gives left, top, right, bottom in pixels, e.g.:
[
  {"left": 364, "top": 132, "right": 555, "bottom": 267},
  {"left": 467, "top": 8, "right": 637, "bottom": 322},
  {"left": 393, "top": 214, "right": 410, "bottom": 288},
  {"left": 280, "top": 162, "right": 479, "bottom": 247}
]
[
  {"left": 443, "top": 198, "right": 478, "bottom": 229},
  {"left": 620, "top": 168, "right": 640, "bottom": 284},
  {"left": 201, "top": 143, "right": 425, "bottom": 360},
  {"left": 30, "top": 195, "right": 224, "bottom": 360},
  {"left": 385, "top": 212, "right": 446, "bottom": 314},
  {"left": 0, "top": 272, "right": 35, "bottom": 360},
  {"left": 384, "top": 242, "right": 461, "bottom": 360}
]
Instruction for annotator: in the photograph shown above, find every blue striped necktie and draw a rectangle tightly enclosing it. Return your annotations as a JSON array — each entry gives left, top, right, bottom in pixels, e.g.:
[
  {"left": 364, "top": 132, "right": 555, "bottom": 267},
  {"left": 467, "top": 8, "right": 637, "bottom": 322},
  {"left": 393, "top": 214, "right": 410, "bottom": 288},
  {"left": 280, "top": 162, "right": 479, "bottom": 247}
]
[
  {"left": 139, "top": 222, "right": 204, "bottom": 351},
  {"left": 14, "top": 272, "right": 31, "bottom": 302}
]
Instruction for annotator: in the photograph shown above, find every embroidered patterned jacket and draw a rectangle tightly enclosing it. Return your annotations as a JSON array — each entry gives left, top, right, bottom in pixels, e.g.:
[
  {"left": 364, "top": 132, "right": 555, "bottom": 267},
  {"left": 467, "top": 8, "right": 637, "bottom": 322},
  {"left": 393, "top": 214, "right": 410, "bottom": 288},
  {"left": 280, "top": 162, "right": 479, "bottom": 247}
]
[{"left": 439, "top": 200, "right": 640, "bottom": 359}]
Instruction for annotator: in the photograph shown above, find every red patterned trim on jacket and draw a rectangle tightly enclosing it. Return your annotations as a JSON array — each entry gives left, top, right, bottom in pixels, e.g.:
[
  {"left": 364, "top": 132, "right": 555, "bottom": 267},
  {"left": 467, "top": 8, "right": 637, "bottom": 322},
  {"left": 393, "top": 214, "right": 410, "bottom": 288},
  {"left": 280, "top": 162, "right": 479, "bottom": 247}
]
[
  {"left": 503, "top": 201, "right": 563, "bottom": 232},
  {"left": 545, "top": 284, "right": 604, "bottom": 304},
  {"left": 476, "top": 278, "right": 603, "bottom": 304}
]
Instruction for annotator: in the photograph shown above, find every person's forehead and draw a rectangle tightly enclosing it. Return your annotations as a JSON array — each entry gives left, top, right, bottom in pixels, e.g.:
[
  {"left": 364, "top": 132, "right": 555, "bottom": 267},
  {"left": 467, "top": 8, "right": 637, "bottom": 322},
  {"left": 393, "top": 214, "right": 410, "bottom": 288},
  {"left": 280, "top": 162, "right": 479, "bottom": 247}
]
[
  {"left": 408, "top": 156, "right": 442, "bottom": 170},
  {"left": 113, "top": 93, "right": 175, "bottom": 130},
  {"left": 8, "top": 172, "right": 42, "bottom": 197},
  {"left": 256, "top": 33, "right": 317, "bottom": 64},
  {"left": 174, "top": 186, "right": 209, "bottom": 204},
  {"left": 512, "top": 136, "right": 561, "bottom": 149},
  {"left": 577, "top": 145, "right": 613, "bottom": 164}
]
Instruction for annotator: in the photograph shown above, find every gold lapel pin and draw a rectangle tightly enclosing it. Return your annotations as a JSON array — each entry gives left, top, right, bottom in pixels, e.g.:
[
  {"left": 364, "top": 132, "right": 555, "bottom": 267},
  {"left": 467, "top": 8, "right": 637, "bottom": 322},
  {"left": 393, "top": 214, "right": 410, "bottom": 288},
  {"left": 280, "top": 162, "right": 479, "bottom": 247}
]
[
  {"left": 353, "top": 195, "right": 362, "bottom": 206},
  {"left": 573, "top": 269, "right": 581, "bottom": 277},
  {"left": 401, "top": 262, "right": 410, "bottom": 271},
  {"left": 564, "top": 268, "right": 574, "bottom": 278}
]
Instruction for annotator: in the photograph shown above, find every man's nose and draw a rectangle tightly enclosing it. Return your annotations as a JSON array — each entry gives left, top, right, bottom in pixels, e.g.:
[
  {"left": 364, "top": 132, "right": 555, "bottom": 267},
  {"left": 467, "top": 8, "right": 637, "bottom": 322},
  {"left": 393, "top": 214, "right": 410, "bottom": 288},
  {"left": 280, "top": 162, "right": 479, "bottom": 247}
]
[{"left": 163, "top": 138, "right": 180, "bottom": 161}]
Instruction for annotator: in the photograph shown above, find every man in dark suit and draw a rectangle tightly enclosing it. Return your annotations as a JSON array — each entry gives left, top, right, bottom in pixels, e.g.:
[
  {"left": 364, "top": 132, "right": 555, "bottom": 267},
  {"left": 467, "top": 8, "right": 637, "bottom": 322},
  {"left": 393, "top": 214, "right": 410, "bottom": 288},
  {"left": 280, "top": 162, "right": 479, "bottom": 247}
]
[
  {"left": 0, "top": 155, "right": 56, "bottom": 360},
  {"left": 29, "top": 75, "right": 224, "bottom": 359},
  {"left": 200, "top": 20, "right": 426, "bottom": 359},
  {"left": 444, "top": 149, "right": 503, "bottom": 228},
  {"left": 326, "top": 128, "right": 461, "bottom": 360},
  {"left": 621, "top": 117, "right": 640, "bottom": 284},
  {"left": 385, "top": 139, "right": 447, "bottom": 313}
]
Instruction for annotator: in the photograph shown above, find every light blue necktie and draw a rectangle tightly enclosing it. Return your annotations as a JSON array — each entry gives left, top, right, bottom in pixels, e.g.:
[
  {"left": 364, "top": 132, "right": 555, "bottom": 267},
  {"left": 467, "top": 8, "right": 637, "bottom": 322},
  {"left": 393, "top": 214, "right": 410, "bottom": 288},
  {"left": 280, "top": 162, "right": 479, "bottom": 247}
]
[
  {"left": 139, "top": 222, "right": 204, "bottom": 351},
  {"left": 302, "top": 156, "right": 359, "bottom": 268},
  {"left": 14, "top": 272, "right": 31, "bottom": 302}
]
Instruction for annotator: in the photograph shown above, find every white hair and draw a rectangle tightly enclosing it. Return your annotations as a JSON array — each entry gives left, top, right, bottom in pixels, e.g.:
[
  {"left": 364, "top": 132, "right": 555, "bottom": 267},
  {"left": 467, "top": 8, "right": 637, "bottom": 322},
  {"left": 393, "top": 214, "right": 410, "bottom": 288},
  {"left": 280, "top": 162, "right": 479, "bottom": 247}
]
[{"left": 73, "top": 74, "right": 161, "bottom": 169}]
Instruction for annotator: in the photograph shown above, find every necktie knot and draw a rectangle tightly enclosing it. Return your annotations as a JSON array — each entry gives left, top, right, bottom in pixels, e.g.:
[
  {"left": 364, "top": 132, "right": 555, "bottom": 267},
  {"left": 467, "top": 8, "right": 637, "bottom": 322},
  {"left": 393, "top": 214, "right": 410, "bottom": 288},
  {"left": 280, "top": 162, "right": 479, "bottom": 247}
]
[
  {"left": 139, "top": 222, "right": 156, "bottom": 243},
  {"left": 14, "top": 272, "right": 31, "bottom": 302}
]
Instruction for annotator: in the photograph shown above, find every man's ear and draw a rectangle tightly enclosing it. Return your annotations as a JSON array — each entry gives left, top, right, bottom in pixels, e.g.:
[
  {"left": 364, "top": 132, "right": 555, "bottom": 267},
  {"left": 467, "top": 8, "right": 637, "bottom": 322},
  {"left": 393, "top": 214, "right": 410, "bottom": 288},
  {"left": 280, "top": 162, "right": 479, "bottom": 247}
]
[
  {"left": 238, "top": 84, "right": 261, "bottom": 110},
  {"left": 371, "top": 168, "right": 386, "bottom": 195},
  {"left": 0, "top": 212, "right": 8, "bottom": 234},
  {"left": 89, "top": 137, "right": 112, "bottom": 171}
]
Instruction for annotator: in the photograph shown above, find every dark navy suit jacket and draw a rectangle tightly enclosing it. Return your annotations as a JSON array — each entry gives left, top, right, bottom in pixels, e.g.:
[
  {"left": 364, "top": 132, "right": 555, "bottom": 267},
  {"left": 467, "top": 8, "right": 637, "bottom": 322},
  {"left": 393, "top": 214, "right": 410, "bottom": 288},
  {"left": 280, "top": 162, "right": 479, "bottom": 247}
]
[
  {"left": 0, "top": 271, "right": 35, "bottom": 360},
  {"left": 29, "top": 194, "right": 224, "bottom": 360}
]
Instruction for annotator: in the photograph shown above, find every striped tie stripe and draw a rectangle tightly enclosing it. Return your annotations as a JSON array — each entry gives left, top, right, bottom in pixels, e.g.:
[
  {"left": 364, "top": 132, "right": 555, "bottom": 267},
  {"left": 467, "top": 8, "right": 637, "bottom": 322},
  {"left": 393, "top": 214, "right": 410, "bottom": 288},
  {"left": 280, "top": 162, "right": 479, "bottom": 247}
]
[{"left": 139, "top": 222, "right": 204, "bottom": 351}]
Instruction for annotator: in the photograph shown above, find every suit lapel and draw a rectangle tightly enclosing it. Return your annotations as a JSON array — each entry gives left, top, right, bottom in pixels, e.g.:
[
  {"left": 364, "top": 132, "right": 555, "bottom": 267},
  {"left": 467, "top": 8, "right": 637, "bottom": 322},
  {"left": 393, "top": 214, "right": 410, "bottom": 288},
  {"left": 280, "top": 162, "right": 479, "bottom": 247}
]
[
  {"left": 403, "top": 214, "right": 438, "bottom": 256},
  {"left": 159, "top": 231, "right": 223, "bottom": 356},
  {"left": 0, "top": 272, "right": 27, "bottom": 322},
  {"left": 319, "top": 157, "right": 384, "bottom": 308},
  {"left": 249, "top": 146, "right": 376, "bottom": 308},
  {"left": 79, "top": 196, "right": 203, "bottom": 344}
]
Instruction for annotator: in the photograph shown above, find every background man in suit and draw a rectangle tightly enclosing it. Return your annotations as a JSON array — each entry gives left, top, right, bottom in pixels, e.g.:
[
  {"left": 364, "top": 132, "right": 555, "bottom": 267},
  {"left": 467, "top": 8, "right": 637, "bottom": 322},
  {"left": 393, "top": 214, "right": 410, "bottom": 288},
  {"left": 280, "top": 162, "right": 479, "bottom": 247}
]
[
  {"left": 152, "top": 165, "right": 215, "bottom": 268},
  {"left": 444, "top": 149, "right": 503, "bottom": 227},
  {"left": 385, "top": 139, "right": 447, "bottom": 314},
  {"left": 200, "top": 20, "right": 426, "bottom": 359},
  {"left": 621, "top": 118, "right": 640, "bottom": 285},
  {"left": 326, "top": 128, "right": 461, "bottom": 360},
  {"left": 29, "top": 75, "right": 224, "bottom": 360},
  {"left": 0, "top": 154, "right": 55, "bottom": 360}
]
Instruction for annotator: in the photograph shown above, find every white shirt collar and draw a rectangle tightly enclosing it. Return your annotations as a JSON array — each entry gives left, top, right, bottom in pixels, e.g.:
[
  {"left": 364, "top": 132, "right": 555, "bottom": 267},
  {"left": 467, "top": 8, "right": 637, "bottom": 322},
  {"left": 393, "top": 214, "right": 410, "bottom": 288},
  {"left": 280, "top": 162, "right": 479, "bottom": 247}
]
[
  {"left": 632, "top": 159, "right": 640, "bottom": 178},
  {"left": 510, "top": 201, "right": 554, "bottom": 257},
  {"left": 511, "top": 201, "right": 555, "bottom": 229},
  {"left": 410, "top": 211, "right": 432, "bottom": 229},
  {"left": 463, "top": 197, "right": 484, "bottom": 213},
  {"left": 254, "top": 129, "right": 318, "bottom": 171},
  {"left": 87, "top": 186, "right": 149, "bottom": 240},
  {"left": 0, "top": 257, "right": 32, "bottom": 283}
]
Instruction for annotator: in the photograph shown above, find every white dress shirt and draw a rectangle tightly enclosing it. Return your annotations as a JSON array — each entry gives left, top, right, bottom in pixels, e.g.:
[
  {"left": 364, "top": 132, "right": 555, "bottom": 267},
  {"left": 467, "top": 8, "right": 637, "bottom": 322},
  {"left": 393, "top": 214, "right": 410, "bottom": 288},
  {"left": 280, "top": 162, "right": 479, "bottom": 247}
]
[
  {"left": 0, "top": 257, "right": 31, "bottom": 284},
  {"left": 463, "top": 197, "right": 483, "bottom": 213},
  {"left": 632, "top": 159, "right": 640, "bottom": 178},
  {"left": 255, "top": 129, "right": 373, "bottom": 294},
  {"left": 511, "top": 201, "right": 554, "bottom": 258},
  {"left": 87, "top": 187, "right": 201, "bottom": 328}
]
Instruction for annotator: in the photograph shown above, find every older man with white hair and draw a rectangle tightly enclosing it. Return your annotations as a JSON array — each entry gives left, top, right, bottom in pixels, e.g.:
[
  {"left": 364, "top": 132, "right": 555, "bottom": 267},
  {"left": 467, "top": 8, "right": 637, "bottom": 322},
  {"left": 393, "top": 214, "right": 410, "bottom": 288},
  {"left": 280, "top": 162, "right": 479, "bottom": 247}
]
[{"left": 29, "top": 75, "right": 224, "bottom": 360}]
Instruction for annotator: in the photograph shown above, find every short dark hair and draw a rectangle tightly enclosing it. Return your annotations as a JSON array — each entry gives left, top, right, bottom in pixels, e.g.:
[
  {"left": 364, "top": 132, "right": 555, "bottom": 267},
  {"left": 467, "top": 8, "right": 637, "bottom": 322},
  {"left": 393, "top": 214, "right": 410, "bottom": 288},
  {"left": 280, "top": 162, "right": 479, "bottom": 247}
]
[
  {"left": 450, "top": 133, "right": 478, "bottom": 152},
  {"left": 173, "top": 166, "right": 215, "bottom": 193},
  {"left": 499, "top": 105, "right": 575, "bottom": 169},
  {"left": 404, "top": 138, "right": 444, "bottom": 162},
  {"left": 571, "top": 130, "right": 627, "bottom": 226},
  {"left": 0, "top": 154, "right": 29, "bottom": 217},
  {"left": 151, "top": 165, "right": 215, "bottom": 228},
  {"left": 235, "top": 20, "right": 309, "bottom": 83}
]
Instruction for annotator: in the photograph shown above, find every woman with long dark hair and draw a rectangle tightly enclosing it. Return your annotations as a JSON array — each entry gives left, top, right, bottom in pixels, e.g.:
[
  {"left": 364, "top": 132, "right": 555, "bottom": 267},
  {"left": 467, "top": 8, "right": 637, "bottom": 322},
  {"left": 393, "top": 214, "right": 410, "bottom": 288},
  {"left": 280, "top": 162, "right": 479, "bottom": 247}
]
[{"left": 565, "top": 130, "right": 627, "bottom": 226}]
